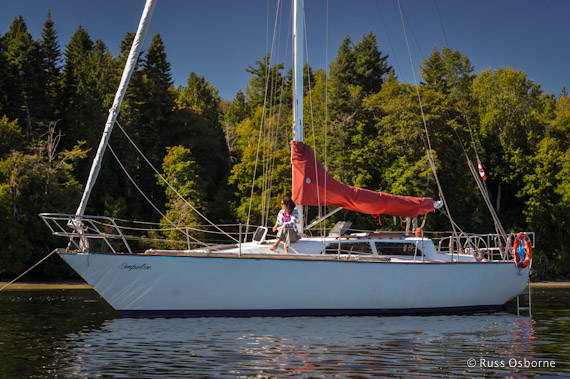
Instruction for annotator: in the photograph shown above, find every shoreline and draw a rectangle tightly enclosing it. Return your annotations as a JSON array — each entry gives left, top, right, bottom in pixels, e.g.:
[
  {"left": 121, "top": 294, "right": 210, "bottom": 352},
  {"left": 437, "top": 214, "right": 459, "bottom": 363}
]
[
  {"left": 528, "top": 281, "right": 570, "bottom": 288},
  {"left": 0, "top": 282, "right": 92, "bottom": 290},
  {"left": 1, "top": 281, "right": 569, "bottom": 291}
]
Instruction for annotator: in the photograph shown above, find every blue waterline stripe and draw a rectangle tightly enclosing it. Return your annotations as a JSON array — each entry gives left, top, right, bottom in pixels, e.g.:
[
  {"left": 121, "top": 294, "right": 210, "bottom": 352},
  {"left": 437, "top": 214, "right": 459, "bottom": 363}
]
[{"left": 118, "top": 304, "right": 504, "bottom": 318}]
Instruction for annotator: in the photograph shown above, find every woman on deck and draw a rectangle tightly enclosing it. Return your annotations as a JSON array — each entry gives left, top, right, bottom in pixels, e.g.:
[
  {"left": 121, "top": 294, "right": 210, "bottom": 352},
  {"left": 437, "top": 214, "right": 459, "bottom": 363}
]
[{"left": 270, "top": 196, "right": 300, "bottom": 254}]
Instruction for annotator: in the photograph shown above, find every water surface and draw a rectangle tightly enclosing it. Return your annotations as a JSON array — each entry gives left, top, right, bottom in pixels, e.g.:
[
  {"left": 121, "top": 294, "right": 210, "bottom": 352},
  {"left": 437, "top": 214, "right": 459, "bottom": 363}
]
[{"left": 0, "top": 286, "right": 568, "bottom": 377}]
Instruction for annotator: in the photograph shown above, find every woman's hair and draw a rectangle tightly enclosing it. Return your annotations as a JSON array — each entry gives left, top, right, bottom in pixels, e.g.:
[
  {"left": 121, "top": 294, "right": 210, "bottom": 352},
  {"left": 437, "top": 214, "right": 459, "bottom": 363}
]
[{"left": 281, "top": 196, "right": 296, "bottom": 213}]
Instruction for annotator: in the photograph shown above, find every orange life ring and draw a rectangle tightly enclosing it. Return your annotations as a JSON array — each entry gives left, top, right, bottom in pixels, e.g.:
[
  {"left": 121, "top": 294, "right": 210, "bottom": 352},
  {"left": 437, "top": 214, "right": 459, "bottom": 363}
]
[{"left": 513, "top": 232, "right": 532, "bottom": 268}]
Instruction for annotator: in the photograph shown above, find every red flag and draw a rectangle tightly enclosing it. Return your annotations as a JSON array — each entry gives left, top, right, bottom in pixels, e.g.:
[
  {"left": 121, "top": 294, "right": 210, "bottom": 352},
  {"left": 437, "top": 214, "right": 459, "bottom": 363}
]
[{"left": 477, "top": 160, "right": 487, "bottom": 181}]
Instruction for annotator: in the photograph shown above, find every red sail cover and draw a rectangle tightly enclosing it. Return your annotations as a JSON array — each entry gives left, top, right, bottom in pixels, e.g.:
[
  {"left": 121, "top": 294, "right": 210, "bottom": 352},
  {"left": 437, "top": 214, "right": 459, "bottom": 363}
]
[{"left": 292, "top": 141, "right": 434, "bottom": 218}]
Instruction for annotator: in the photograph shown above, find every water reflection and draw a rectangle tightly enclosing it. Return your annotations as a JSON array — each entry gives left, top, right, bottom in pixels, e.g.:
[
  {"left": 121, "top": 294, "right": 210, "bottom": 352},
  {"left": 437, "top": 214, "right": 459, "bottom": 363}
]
[
  {"left": 0, "top": 290, "right": 117, "bottom": 378},
  {"left": 0, "top": 287, "right": 568, "bottom": 377},
  {"left": 55, "top": 312, "right": 546, "bottom": 377}
]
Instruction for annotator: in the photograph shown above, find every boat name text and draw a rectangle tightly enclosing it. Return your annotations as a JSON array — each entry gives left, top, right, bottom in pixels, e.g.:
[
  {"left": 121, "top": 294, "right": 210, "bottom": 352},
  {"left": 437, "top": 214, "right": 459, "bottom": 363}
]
[{"left": 119, "top": 262, "right": 152, "bottom": 271}]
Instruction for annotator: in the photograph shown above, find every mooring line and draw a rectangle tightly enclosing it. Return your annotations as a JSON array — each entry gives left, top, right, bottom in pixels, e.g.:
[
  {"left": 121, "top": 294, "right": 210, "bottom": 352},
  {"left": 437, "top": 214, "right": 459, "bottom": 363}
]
[{"left": 0, "top": 249, "right": 58, "bottom": 292}]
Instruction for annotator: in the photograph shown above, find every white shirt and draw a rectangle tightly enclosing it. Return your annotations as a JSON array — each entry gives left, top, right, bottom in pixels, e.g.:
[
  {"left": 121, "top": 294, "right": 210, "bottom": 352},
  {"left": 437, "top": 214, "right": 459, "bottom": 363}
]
[{"left": 276, "top": 208, "right": 299, "bottom": 235}]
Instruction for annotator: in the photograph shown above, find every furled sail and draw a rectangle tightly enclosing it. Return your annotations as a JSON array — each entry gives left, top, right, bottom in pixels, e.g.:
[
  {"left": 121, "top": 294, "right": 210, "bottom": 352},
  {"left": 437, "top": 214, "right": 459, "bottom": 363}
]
[{"left": 292, "top": 141, "right": 434, "bottom": 218}]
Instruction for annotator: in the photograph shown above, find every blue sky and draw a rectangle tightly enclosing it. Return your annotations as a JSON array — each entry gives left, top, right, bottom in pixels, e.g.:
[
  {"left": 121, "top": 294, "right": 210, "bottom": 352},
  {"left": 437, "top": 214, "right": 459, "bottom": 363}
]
[{"left": 1, "top": 0, "right": 569, "bottom": 100}]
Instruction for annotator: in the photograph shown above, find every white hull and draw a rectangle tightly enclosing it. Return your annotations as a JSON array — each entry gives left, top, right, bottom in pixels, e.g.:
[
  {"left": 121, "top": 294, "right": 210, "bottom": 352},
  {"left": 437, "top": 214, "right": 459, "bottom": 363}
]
[{"left": 59, "top": 249, "right": 529, "bottom": 317}]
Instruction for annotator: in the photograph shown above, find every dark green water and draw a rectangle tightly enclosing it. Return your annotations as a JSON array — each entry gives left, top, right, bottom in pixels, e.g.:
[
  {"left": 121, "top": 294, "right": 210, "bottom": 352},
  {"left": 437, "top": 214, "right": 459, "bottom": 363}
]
[{"left": 0, "top": 287, "right": 568, "bottom": 378}]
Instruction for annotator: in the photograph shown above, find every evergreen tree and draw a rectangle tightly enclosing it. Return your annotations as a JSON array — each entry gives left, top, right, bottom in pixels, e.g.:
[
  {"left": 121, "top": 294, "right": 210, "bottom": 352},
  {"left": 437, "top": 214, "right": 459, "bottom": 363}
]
[
  {"left": 332, "top": 35, "right": 357, "bottom": 84},
  {"left": 136, "top": 33, "right": 175, "bottom": 219},
  {"left": 2, "top": 16, "right": 46, "bottom": 135},
  {"left": 61, "top": 26, "right": 93, "bottom": 102},
  {"left": 420, "top": 46, "right": 474, "bottom": 99},
  {"left": 328, "top": 35, "right": 356, "bottom": 116},
  {"left": 92, "top": 31, "right": 140, "bottom": 219},
  {"left": 61, "top": 26, "right": 95, "bottom": 148},
  {"left": 173, "top": 73, "right": 229, "bottom": 220},
  {"left": 353, "top": 32, "right": 392, "bottom": 95},
  {"left": 245, "top": 53, "right": 285, "bottom": 109},
  {"left": 441, "top": 47, "right": 474, "bottom": 100},
  {"left": 101, "top": 32, "right": 174, "bottom": 221},
  {"left": 143, "top": 33, "right": 173, "bottom": 93},
  {"left": 0, "top": 34, "right": 8, "bottom": 117},
  {"left": 225, "top": 89, "right": 249, "bottom": 125},
  {"left": 39, "top": 10, "right": 62, "bottom": 121},
  {"left": 60, "top": 27, "right": 115, "bottom": 221},
  {"left": 140, "top": 33, "right": 175, "bottom": 155},
  {"left": 178, "top": 71, "right": 220, "bottom": 127},
  {"left": 328, "top": 33, "right": 391, "bottom": 116},
  {"left": 420, "top": 48, "right": 447, "bottom": 93}
]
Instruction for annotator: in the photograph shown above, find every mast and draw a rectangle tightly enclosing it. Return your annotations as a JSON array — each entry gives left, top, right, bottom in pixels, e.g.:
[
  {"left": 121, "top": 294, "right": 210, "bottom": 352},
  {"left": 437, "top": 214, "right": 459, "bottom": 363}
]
[
  {"left": 74, "top": 0, "right": 157, "bottom": 218},
  {"left": 292, "top": 0, "right": 304, "bottom": 233}
]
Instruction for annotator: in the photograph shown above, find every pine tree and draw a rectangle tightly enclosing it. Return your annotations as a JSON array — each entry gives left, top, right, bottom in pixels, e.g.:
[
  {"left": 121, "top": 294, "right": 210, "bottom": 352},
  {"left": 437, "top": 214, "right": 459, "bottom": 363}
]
[
  {"left": 0, "top": 34, "right": 8, "bottom": 117},
  {"left": 2, "top": 16, "right": 46, "bottom": 135},
  {"left": 333, "top": 35, "right": 357, "bottom": 84},
  {"left": 328, "top": 35, "right": 356, "bottom": 116},
  {"left": 329, "top": 33, "right": 392, "bottom": 110},
  {"left": 39, "top": 10, "right": 62, "bottom": 121},
  {"left": 225, "top": 90, "right": 249, "bottom": 125},
  {"left": 139, "top": 32, "right": 175, "bottom": 162},
  {"left": 62, "top": 26, "right": 93, "bottom": 102},
  {"left": 135, "top": 33, "right": 175, "bottom": 219},
  {"left": 61, "top": 26, "right": 95, "bottom": 147},
  {"left": 178, "top": 71, "right": 221, "bottom": 127},
  {"left": 245, "top": 53, "right": 285, "bottom": 109},
  {"left": 420, "top": 47, "right": 446, "bottom": 93},
  {"left": 420, "top": 47, "right": 474, "bottom": 99},
  {"left": 174, "top": 72, "right": 229, "bottom": 215},
  {"left": 353, "top": 32, "right": 392, "bottom": 95},
  {"left": 142, "top": 33, "right": 173, "bottom": 93}
]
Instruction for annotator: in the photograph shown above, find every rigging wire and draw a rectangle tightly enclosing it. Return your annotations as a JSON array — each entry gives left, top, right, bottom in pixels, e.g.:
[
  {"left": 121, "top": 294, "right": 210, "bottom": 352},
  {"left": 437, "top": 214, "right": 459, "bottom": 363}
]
[
  {"left": 400, "top": 4, "right": 425, "bottom": 59},
  {"left": 303, "top": 1, "right": 331, "bottom": 244},
  {"left": 261, "top": 6, "right": 284, "bottom": 225},
  {"left": 434, "top": 0, "right": 449, "bottom": 47},
  {"left": 264, "top": 11, "right": 292, "bottom": 227},
  {"left": 107, "top": 143, "right": 208, "bottom": 247},
  {"left": 397, "top": 0, "right": 461, "bottom": 252},
  {"left": 375, "top": 0, "right": 403, "bottom": 78},
  {"left": 304, "top": 5, "right": 323, "bottom": 221},
  {"left": 245, "top": 0, "right": 283, "bottom": 237},
  {"left": 323, "top": 0, "right": 329, "bottom": 238},
  {"left": 433, "top": 0, "right": 508, "bottom": 246},
  {"left": 113, "top": 120, "right": 238, "bottom": 243},
  {"left": 262, "top": 0, "right": 289, "bottom": 226}
]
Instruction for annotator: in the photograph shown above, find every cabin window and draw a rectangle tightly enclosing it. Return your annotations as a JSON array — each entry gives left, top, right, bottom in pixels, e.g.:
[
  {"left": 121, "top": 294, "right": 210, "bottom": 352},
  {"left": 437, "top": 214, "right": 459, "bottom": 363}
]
[
  {"left": 375, "top": 242, "right": 422, "bottom": 256},
  {"left": 323, "top": 242, "right": 373, "bottom": 255}
]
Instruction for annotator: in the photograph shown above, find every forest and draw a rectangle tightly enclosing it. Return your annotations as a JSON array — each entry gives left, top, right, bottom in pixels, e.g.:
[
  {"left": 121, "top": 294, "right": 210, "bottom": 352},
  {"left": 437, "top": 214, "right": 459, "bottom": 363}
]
[{"left": 1, "top": 13, "right": 569, "bottom": 280}]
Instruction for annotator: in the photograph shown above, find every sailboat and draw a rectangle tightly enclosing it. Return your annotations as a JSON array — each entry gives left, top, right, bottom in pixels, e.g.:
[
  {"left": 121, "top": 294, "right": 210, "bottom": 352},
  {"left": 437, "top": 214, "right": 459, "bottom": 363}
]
[{"left": 40, "top": 0, "right": 532, "bottom": 317}]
